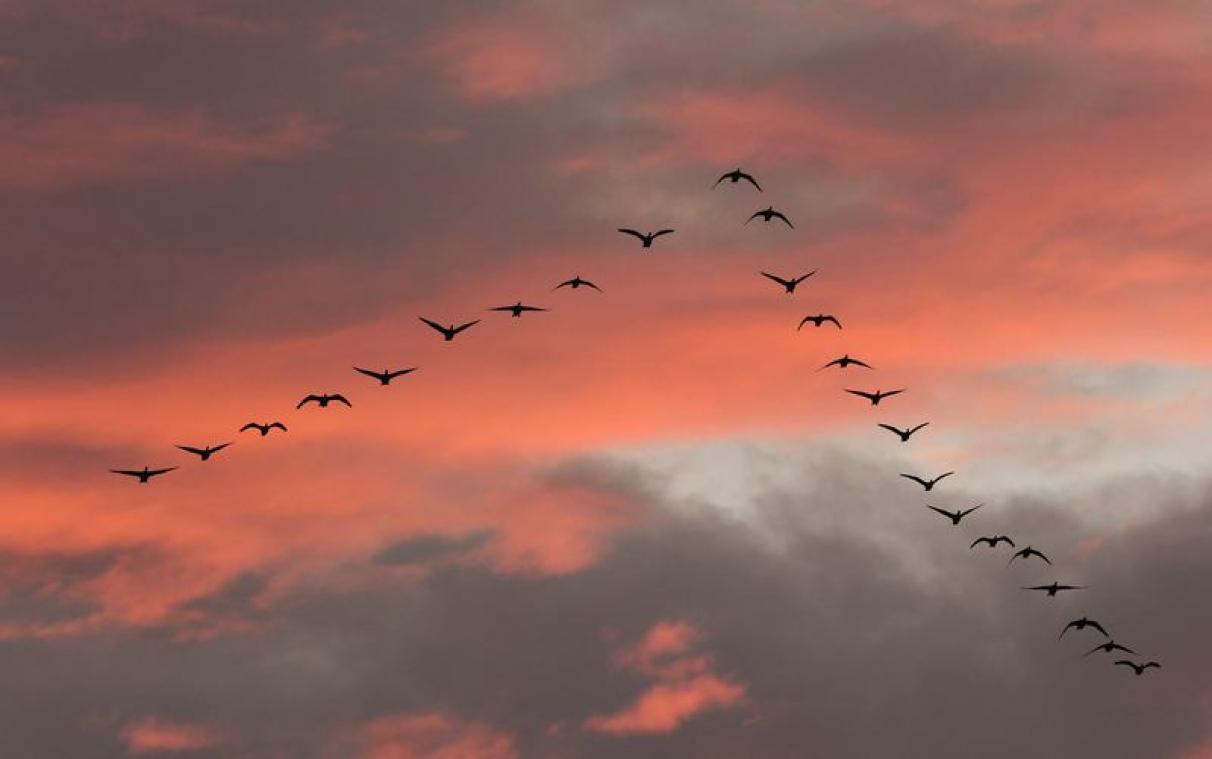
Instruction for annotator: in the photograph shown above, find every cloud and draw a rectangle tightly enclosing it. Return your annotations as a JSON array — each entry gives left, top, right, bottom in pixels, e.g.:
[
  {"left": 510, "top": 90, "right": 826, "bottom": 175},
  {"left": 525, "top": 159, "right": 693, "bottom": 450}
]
[
  {"left": 347, "top": 712, "right": 517, "bottom": 759},
  {"left": 120, "top": 717, "right": 222, "bottom": 753}
]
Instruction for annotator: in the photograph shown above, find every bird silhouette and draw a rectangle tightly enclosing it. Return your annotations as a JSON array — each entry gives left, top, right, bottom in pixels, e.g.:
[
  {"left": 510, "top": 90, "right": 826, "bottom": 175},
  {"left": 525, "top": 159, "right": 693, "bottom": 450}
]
[
  {"left": 1084, "top": 641, "right": 1134, "bottom": 657},
  {"left": 1060, "top": 617, "right": 1109, "bottom": 639},
  {"left": 1115, "top": 660, "right": 1160, "bottom": 676},
  {"left": 845, "top": 388, "right": 905, "bottom": 406},
  {"left": 110, "top": 466, "right": 176, "bottom": 483},
  {"left": 1023, "top": 582, "right": 1085, "bottom": 597},
  {"left": 419, "top": 317, "right": 480, "bottom": 341},
  {"left": 175, "top": 443, "right": 232, "bottom": 461},
  {"left": 798, "top": 314, "right": 842, "bottom": 330},
  {"left": 899, "top": 471, "right": 955, "bottom": 491},
  {"left": 297, "top": 393, "right": 351, "bottom": 409},
  {"left": 489, "top": 302, "right": 548, "bottom": 318},
  {"left": 926, "top": 503, "right": 982, "bottom": 525},
  {"left": 1008, "top": 546, "right": 1051, "bottom": 566},
  {"left": 554, "top": 276, "right": 602, "bottom": 292},
  {"left": 820, "top": 354, "right": 872, "bottom": 371},
  {"left": 714, "top": 168, "right": 762, "bottom": 191},
  {"left": 240, "top": 422, "right": 287, "bottom": 437},
  {"left": 761, "top": 270, "right": 817, "bottom": 294},
  {"left": 878, "top": 422, "right": 929, "bottom": 441},
  {"left": 746, "top": 206, "right": 794, "bottom": 228},
  {"left": 970, "top": 535, "right": 1015, "bottom": 549},
  {"left": 354, "top": 367, "right": 417, "bottom": 386},
  {"left": 617, "top": 228, "right": 674, "bottom": 248}
]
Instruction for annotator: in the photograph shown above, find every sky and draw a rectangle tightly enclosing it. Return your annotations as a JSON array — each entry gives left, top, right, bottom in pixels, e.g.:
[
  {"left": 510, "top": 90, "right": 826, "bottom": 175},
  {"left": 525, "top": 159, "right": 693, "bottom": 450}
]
[{"left": 1, "top": 0, "right": 1211, "bottom": 756}]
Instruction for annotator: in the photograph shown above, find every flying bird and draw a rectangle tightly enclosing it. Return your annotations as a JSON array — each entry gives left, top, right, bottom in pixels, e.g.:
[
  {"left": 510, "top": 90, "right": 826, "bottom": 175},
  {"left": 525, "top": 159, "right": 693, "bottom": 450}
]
[
  {"left": 970, "top": 535, "right": 1015, "bottom": 549},
  {"left": 489, "top": 302, "right": 548, "bottom": 318},
  {"left": 1060, "top": 617, "right": 1109, "bottom": 639},
  {"left": 617, "top": 228, "right": 674, "bottom": 248},
  {"left": 713, "top": 168, "right": 762, "bottom": 191},
  {"left": 110, "top": 466, "right": 176, "bottom": 483},
  {"left": 240, "top": 422, "right": 287, "bottom": 437},
  {"left": 419, "top": 317, "right": 480, "bottom": 341},
  {"left": 1115, "top": 660, "right": 1160, "bottom": 676},
  {"left": 354, "top": 367, "right": 417, "bottom": 386},
  {"left": 554, "top": 276, "right": 602, "bottom": 292},
  {"left": 1008, "top": 546, "right": 1052, "bottom": 566},
  {"left": 761, "top": 270, "right": 817, "bottom": 294},
  {"left": 297, "top": 393, "right": 351, "bottom": 409},
  {"left": 820, "top": 354, "right": 872, "bottom": 371},
  {"left": 926, "top": 503, "right": 982, "bottom": 525},
  {"left": 1022, "top": 582, "right": 1085, "bottom": 597},
  {"left": 878, "top": 422, "right": 929, "bottom": 442},
  {"left": 845, "top": 388, "right": 905, "bottom": 406},
  {"left": 1084, "top": 641, "right": 1135, "bottom": 657},
  {"left": 175, "top": 442, "right": 232, "bottom": 461},
  {"left": 746, "top": 206, "right": 794, "bottom": 228},
  {"left": 798, "top": 314, "right": 842, "bottom": 330},
  {"left": 899, "top": 471, "right": 955, "bottom": 491}
]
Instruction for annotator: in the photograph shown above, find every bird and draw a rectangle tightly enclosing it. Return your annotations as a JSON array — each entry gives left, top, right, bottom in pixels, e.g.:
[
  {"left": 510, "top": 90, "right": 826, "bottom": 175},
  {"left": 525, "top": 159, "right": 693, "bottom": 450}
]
[
  {"left": 175, "top": 443, "right": 232, "bottom": 461},
  {"left": 1008, "top": 546, "right": 1052, "bottom": 566},
  {"left": 110, "top": 466, "right": 176, "bottom": 483},
  {"left": 845, "top": 388, "right": 905, "bottom": 406},
  {"left": 617, "top": 228, "right": 674, "bottom": 248},
  {"left": 926, "top": 503, "right": 982, "bottom": 525},
  {"left": 760, "top": 270, "right": 817, "bottom": 294},
  {"left": 240, "top": 422, "right": 287, "bottom": 437},
  {"left": 1060, "top": 617, "right": 1109, "bottom": 639},
  {"left": 297, "top": 393, "right": 352, "bottom": 409},
  {"left": 354, "top": 367, "right": 417, "bottom": 386},
  {"left": 1084, "top": 641, "right": 1135, "bottom": 657},
  {"left": 878, "top": 422, "right": 929, "bottom": 442},
  {"left": 820, "top": 354, "right": 872, "bottom": 371},
  {"left": 970, "top": 535, "right": 1015, "bottom": 549},
  {"left": 554, "top": 276, "right": 602, "bottom": 292},
  {"left": 1115, "top": 660, "right": 1160, "bottom": 676},
  {"left": 489, "top": 302, "right": 548, "bottom": 318},
  {"left": 746, "top": 206, "right": 794, "bottom": 228},
  {"left": 899, "top": 471, "right": 955, "bottom": 491},
  {"left": 714, "top": 168, "right": 762, "bottom": 191},
  {"left": 1023, "top": 582, "right": 1085, "bottom": 597},
  {"left": 798, "top": 314, "right": 841, "bottom": 330},
  {"left": 419, "top": 317, "right": 480, "bottom": 341}
]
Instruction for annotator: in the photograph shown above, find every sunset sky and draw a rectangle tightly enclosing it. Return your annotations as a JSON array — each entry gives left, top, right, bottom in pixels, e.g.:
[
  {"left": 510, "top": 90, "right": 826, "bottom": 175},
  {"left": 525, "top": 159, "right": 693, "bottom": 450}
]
[{"left": 1, "top": 0, "right": 1211, "bottom": 756}]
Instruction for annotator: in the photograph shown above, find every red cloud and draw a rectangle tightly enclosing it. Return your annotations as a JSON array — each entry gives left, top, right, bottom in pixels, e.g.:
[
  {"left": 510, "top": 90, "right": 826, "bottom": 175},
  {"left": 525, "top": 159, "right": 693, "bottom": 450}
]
[
  {"left": 352, "top": 711, "right": 517, "bottom": 759},
  {"left": 421, "top": 20, "right": 576, "bottom": 102},
  {"left": 120, "top": 717, "right": 221, "bottom": 753}
]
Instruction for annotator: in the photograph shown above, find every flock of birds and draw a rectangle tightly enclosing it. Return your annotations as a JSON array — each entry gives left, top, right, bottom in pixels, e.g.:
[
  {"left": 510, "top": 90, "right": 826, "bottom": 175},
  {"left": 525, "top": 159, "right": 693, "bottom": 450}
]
[{"left": 108, "top": 166, "right": 1160, "bottom": 678}]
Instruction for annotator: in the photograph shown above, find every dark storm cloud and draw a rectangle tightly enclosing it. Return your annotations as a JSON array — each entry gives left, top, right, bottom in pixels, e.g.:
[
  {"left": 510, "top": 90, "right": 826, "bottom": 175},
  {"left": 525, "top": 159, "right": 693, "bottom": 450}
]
[
  {"left": 373, "top": 530, "right": 493, "bottom": 566},
  {"left": 0, "top": 448, "right": 1206, "bottom": 757}
]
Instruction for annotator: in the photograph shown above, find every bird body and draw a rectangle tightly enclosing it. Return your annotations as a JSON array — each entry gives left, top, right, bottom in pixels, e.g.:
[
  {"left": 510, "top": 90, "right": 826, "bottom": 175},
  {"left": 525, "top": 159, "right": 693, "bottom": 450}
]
[
  {"left": 1060, "top": 617, "right": 1109, "bottom": 639},
  {"left": 845, "top": 388, "right": 905, "bottom": 406},
  {"left": 746, "top": 206, "right": 794, "bottom": 228},
  {"left": 419, "top": 317, "right": 480, "bottom": 341},
  {"left": 554, "top": 276, "right": 601, "bottom": 292},
  {"left": 714, "top": 168, "right": 762, "bottom": 191},
  {"left": 1115, "top": 660, "right": 1160, "bottom": 676},
  {"left": 489, "top": 302, "right": 548, "bottom": 318},
  {"left": 1023, "top": 582, "right": 1085, "bottom": 597},
  {"left": 821, "top": 354, "right": 872, "bottom": 370},
  {"left": 970, "top": 535, "right": 1015, "bottom": 549},
  {"left": 297, "top": 393, "right": 352, "bottom": 409},
  {"left": 175, "top": 442, "right": 232, "bottom": 461},
  {"left": 240, "top": 421, "right": 287, "bottom": 437},
  {"left": 899, "top": 471, "right": 955, "bottom": 491},
  {"left": 798, "top": 314, "right": 841, "bottom": 330},
  {"left": 110, "top": 466, "right": 176, "bottom": 483},
  {"left": 1008, "top": 546, "right": 1051, "bottom": 565},
  {"left": 354, "top": 367, "right": 417, "bottom": 386},
  {"left": 1084, "top": 641, "right": 1134, "bottom": 656},
  {"left": 617, "top": 228, "right": 674, "bottom": 248},
  {"left": 926, "top": 503, "right": 982, "bottom": 525},
  {"left": 878, "top": 422, "right": 929, "bottom": 441},
  {"left": 761, "top": 270, "right": 816, "bottom": 294}
]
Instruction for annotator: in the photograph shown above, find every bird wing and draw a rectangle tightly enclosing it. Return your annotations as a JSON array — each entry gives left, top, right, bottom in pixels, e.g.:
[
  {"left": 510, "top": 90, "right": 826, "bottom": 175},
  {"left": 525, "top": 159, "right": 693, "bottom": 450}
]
[
  {"left": 900, "top": 473, "right": 929, "bottom": 487},
  {"left": 583, "top": 280, "right": 602, "bottom": 291},
  {"left": 553, "top": 280, "right": 574, "bottom": 290},
  {"left": 882, "top": 389, "right": 906, "bottom": 398},
  {"left": 850, "top": 358, "right": 873, "bottom": 369},
  {"left": 297, "top": 394, "right": 321, "bottom": 409},
  {"left": 617, "top": 228, "right": 646, "bottom": 241},
  {"left": 959, "top": 503, "right": 983, "bottom": 518},
  {"left": 771, "top": 210, "right": 794, "bottom": 228},
  {"left": 741, "top": 173, "right": 762, "bottom": 191},
  {"left": 824, "top": 316, "right": 841, "bottom": 328},
  {"left": 239, "top": 423, "right": 261, "bottom": 432},
  {"left": 1144, "top": 662, "right": 1160, "bottom": 669},
  {"left": 1112, "top": 643, "right": 1135, "bottom": 653},
  {"left": 452, "top": 319, "right": 480, "bottom": 334},
  {"left": 652, "top": 229, "right": 675, "bottom": 238},
  {"left": 1113, "top": 660, "right": 1136, "bottom": 668},
  {"left": 269, "top": 422, "right": 287, "bottom": 431},
  {"left": 488, "top": 306, "right": 515, "bottom": 312},
  {"left": 354, "top": 367, "right": 384, "bottom": 380},
  {"left": 145, "top": 467, "right": 177, "bottom": 477},
  {"left": 793, "top": 270, "right": 818, "bottom": 284},
  {"left": 745, "top": 211, "right": 763, "bottom": 224},
  {"left": 1089, "top": 620, "right": 1109, "bottom": 637},
  {"left": 1034, "top": 550, "right": 1053, "bottom": 565},
  {"left": 877, "top": 423, "right": 905, "bottom": 436},
  {"left": 797, "top": 316, "right": 817, "bottom": 331},
  {"left": 908, "top": 422, "right": 930, "bottom": 435},
  {"left": 210, "top": 442, "right": 233, "bottom": 453},
  {"left": 1060, "top": 621, "right": 1077, "bottom": 639},
  {"left": 176, "top": 445, "right": 206, "bottom": 456},
  {"left": 926, "top": 505, "right": 953, "bottom": 519},
  {"left": 387, "top": 368, "right": 418, "bottom": 379},
  {"left": 517, "top": 305, "right": 547, "bottom": 312},
  {"left": 761, "top": 272, "right": 790, "bottom": 287},
  {"left": 331, "top": 394, "right": 352, "bottom": 407},
  {"left": 419, "top": 317, "right": 451, "bottom": 335},
  {"left": 110, "top": 469, "right": 142, "bottom": 477},
  {"left": 970, "top": 537, "right": 992, "bottom": 548},
  {"left": 713, "top": 172, "right": 730, "bottom": 187},
  {"left": 820, "top": 358, "right": 843, "bottom": 370},
  {"left": 999, "top": 536, "right": 1015, "bottom": 547},
  {"left": 845, "top": 389, "right": 877, "bottom": 401},
  {"left": 931, "top": 471, "right": 956, "bottom": 485}
]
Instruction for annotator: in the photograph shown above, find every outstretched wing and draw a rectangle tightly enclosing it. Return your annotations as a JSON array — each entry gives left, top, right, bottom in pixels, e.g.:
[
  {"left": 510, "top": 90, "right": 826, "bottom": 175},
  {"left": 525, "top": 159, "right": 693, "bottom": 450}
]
[
  {"left": 997, "top": 536, "right": 1016, "bottom": 547},
  {"left": 824, "top": 316, "right": 842, "bottom": 328},
  {"left": 926, "top": 505, "right": 953, "bottom": 520},
  {"left": 907, "top": 422, "right": 930, "bottom": 436},
  {"left": 797, "top": 316, "right": 816, "bottom": 331},
  {"left": 740, "top": 172, "right": 762, "bottom": 191},
  {"left": 760, "top": 272, "right": 790, "bottom": 287},
  {"left": 771, "top": 210, "right": 794, "bottom": 228},
  {"left": 745, "top": 211, "right": 763, "bottom": 225},
  {"left": 354, "top": 367, "right": 385, "bottom": 381},
  {"left": 297, "top": 394, "right": 321, "bottom": 409},
  {"left": 209, "top": 442, "right": 233, "bottom": 454},
  {"left": 878, "top": 423, "right": 905, "bottom": 436},
  {"left": 418, "top": 317, "right": 449, "bottom": 335},
  {"left": 517, "top": 305, "right": 547, "bottom": 312},
  {"left": 582, "top": 280, "right": 603, "bottom": 292},
  {"left": 1032, "top": 549, "right": 1053, "bottom": 565},
  {"left": 792, "top": 270, "right": 818, "bottom": 285},
  {"left": 331, "top": 394, "right": 352, "bottom": 407},
  {"left": 845, "top": 389, "right": 877, "bottom": 401},
  {"left": 269, "top": 422, "right": 287, "bottom": 432},
  {"left": 1143, "top": 661, "right": 1161, "bottom": 669},
  {"left": 452, "top": 319, "right": 480, "bottom": 335},
  {"left": 145, "top": 467, "right": 177, "bottom": 478},
  {"left": 959, "top": 503, "right": 983, "bottom": 518},
  {"left": 932, "top": 471, "right": 956, "bottom": 485},
  {"left": 970, "top": 537, "right": 993, "bottom": 549},
  {"left": 900, "top": 473, "right": 929, "bottom": 488},
  {"left": 819, "top": 358, "right": 843, "bottom": 371},
  {"left": 881, "top": 389, "right": 906, "bottom": 399},
  {"left": 110, "top": 469, "right": 142, "bottom": 478},
  {"left": 1113, "top": 660, "right": 1137, "bottom": 669},
  {"left": 849, "top": 358, "right": 873, "bottom": 369},
  {"left": 176, "top": 445, "right": 206, "bottom": 456},
  {"left": 1089, "top": 620, "right": 1110, "bottom": 637},
  {"left": 652, "top": 229, "right": 675, "bottom": 239},
  {"left": 387, "top": 368, "right": 418, "bottom": 380},
  {"left": 617, "top": 228, "right": 646, "bottom": 242},
  {"left": 553, "top": 279, "right": 574, "bottom": 290},
  {"left": 239, "top": 423, "right": 261, "bottom": 433},
  {"left": 1059, "top": 621, "right": 1077, "bottom": 639},
  {"left": 488, "top": 306, "right": 516, "bottom": 312}
]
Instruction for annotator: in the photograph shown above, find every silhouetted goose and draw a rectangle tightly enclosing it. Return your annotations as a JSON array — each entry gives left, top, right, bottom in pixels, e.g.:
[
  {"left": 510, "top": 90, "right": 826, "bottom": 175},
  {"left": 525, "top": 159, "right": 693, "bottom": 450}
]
[
  {"left": 798, "top": 314, "right": 841, "bottom": 330},
  {"left": 1023, "top": 582, "right": 1085, "bottom": 597},
  {"left": 746, "top": 206, "right": 793, "bottom": 228},
  {"left": 489, "top": 302, "right": 548, "bottom": 318},
  {"left": 354, "top": 367, "right": 417, "bottom": 386},
  {"left": 175, "top": 442, "right": 232, "bottom": 461},
  {"left": 970, "top": 535, "right": 1015, "bottom": 549},
  {"left": 419, "top": 317, "right": 480, "bottom": 341},
  {"left": 1084, "top": 641, "right": 1134, "bottom": 657},
  {"left": 1060, "top": 617, "right": 1109, "bottom": 639},
  {"left": 878, "top": 422, "right": 929, "bottom": 441},
  {"left": 1008, "top": 546, "right": 1051, "bottom": 565},
  {"left": 617, "top": 228, "right": 674, "bottom": 248},
  {"left": 821, "top": 354, "right": 872, "bottom": 370},
  {"left": 554, "top": 276, "right": 602, "bottom": 292},
  {"left": 297, "top": 393, "right": 351, "bottom": 409},
  {"left": 714, "top": 168, "right": 762, "bottom": 191},
  {"left": 845, "top": 388, "right": 905, "bottom": 406},
  {"left": 1115, "top": 660, "right": 1160, "bottom": 676},
  {"left": 899, "top": 471, "right": 955, "bottom": 491},
  {"left": 761, "top": 270, "right": 817, "bottom": 294},
  {"left": 240, "top": 422, "right": 287, "bottom": 437},
  {"left": 926, "top": 503, "right": 982, "bottom": 525},
  {"left": 110, "top": 466, "right": 176, "bottom": 483}
]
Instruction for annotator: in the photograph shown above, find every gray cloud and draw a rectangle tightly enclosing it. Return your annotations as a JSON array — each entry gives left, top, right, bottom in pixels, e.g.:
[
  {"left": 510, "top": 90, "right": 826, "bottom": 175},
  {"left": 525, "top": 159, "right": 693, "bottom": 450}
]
[{"left": 373, "top": 530, "right": 493, "bottom": 566}]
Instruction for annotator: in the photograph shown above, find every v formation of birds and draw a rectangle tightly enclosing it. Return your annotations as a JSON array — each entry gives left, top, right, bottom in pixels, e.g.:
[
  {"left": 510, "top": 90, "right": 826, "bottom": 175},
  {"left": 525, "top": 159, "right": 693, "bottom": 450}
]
[{"left": 109, "top": 167, "right": 1160, "bottom": 678}]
